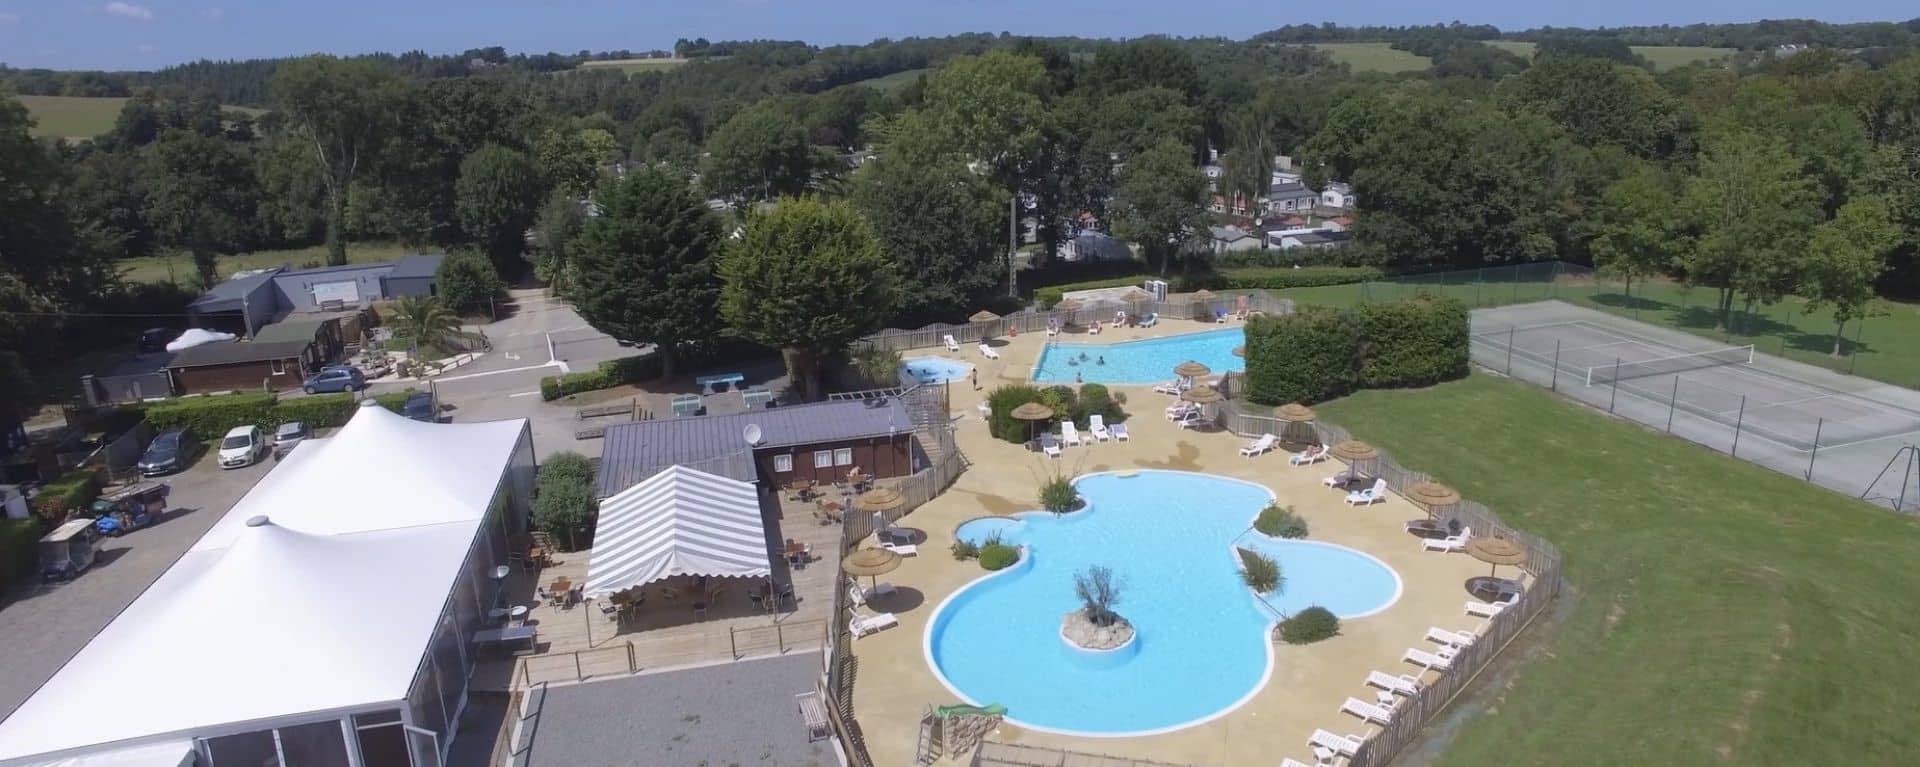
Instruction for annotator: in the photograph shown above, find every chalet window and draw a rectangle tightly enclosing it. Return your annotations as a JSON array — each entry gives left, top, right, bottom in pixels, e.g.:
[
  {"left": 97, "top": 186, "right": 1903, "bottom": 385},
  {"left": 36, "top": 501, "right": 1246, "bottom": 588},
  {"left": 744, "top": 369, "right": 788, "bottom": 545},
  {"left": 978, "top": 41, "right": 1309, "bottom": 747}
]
[
  {"left": 772, "top": 455, "right": 793, "bottom": 473},
  {"left": 834, "top": 448, "right": 853, "bottom": 466},
  {"left": 270, "top": 359, "right": 285, "bottom": 375},
  {"left": 813, "top": 450, "right": 833, "bottom": 469}
]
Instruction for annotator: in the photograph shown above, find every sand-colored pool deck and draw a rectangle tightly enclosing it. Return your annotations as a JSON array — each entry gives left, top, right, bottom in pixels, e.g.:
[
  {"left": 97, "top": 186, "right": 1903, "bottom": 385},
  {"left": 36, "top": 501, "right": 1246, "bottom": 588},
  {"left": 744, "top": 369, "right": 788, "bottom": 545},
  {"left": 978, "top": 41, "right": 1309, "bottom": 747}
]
[{"left": 850, "top": 318, "right": 1504, "bottom": 766}]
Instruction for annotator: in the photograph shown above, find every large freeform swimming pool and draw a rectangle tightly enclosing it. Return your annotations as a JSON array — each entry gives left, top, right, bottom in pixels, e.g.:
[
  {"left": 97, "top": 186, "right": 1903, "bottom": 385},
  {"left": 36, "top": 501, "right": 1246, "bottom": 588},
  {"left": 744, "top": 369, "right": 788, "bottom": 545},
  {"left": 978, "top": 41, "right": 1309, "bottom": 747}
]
[
  {"left": 1032, "top": 328, "right": 1244, "bottom": 385},
  {"left": 928, "top": 471, "right": 1402, "bottom": 736}
]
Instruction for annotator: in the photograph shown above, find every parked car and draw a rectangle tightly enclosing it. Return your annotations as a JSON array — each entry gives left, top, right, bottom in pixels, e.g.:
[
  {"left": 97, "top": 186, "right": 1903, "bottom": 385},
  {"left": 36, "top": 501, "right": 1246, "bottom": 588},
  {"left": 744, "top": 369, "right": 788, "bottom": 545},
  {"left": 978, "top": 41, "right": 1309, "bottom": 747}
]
[
  {"left": 137, "top": 427, "right": 200, "bottom": 476},
  {"left": 272, "top": 421, "right": 311, "bottom": 458},
  {"left": 139, "top": 328, "right": 174, "bottom": 353},
  {"left": 217, "top": 426, "right": 268, "bottom": 469},
  {"left": 302, "top": 366, "right": 365, "bottom": 394},
  {"left": 402, "top": 393, "right": 436, "bottom": 423}
]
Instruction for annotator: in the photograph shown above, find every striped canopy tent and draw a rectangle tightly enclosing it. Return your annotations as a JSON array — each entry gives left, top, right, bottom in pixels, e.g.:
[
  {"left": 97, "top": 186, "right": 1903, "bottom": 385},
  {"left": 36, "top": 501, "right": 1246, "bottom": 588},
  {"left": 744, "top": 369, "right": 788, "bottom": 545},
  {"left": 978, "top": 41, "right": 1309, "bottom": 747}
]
[{"left": 583, "top": 465, "right": 772, "bottom": 601}]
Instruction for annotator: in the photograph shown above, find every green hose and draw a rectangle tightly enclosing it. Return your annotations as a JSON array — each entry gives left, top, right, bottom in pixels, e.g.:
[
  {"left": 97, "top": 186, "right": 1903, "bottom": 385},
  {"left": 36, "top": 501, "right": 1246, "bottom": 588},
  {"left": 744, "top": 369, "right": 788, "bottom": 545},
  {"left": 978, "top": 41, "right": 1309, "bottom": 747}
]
[{"left": 935, "top": 703, "right": 1008, "bottom": 718}]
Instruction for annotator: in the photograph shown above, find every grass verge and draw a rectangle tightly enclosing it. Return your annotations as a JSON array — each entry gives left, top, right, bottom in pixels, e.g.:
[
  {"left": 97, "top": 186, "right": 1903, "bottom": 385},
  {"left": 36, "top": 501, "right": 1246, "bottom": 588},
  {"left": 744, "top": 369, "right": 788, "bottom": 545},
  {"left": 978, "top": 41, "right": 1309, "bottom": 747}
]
[{"left": 1315, "top": 374, "right": 1920, "bottom": 765}]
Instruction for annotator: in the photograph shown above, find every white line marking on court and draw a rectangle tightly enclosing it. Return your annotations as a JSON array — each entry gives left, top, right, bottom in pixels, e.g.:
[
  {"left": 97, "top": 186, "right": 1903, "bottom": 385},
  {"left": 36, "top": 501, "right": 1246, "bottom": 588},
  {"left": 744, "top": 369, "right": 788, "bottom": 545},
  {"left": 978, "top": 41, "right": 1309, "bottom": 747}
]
[
  {"left": 434, "top": 361, "right": 562, "bottom": 383},
  {"left": 509, "top": 390, "right": 542, "bottom": 398}
]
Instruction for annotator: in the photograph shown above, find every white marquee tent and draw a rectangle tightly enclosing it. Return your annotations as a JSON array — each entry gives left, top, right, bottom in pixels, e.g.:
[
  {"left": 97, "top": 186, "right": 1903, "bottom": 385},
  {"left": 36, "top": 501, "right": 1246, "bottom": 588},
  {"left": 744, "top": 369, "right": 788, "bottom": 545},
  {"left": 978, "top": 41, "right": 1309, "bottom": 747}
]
[
  {"left": 584, "top": 465, "right": 772, "bottom": 598},
  {"left": 0, "top": 402, "right": 531, "bottom": 767}
]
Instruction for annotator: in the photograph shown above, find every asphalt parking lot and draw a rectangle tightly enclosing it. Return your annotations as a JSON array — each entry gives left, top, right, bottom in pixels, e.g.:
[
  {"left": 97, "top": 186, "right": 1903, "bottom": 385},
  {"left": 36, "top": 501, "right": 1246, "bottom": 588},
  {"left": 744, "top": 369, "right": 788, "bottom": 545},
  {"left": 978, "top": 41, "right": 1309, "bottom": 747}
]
[{"left": 0, "top": 453, "right": 272, "bottom": 721}]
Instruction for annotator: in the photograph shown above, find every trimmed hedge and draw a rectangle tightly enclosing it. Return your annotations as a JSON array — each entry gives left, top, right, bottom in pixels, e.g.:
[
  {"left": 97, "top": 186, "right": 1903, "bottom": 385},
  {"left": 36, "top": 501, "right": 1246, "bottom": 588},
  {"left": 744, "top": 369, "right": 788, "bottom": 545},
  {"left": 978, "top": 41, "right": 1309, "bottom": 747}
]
[
  {"left": 985, "top": 384, "right": 1047, "bottom": 444},
  {"left": 0, "top": 517, "right": 43, "bottom": 591},
  {"left": 539, "top": 353, "right": 664, "bottom": 401},
  {"left": 978, "top": 542, "right": 1020, "bottom": 571},
  {"left": 1243, "top": 292, "right": 1469, "bottom": 405},
  {"left": 30, "top": 470, "right": 100, "bottom": 520},
  {"left": 1354, "top": 293, "right": 1470, "bottom": 388},
  {"left": 533, "top": 450, "right": 598, "bottom": 550},
  {"left": 1279, "top": 606, "right": 1341, "bottom": 644},
  {"left": 143, "top": 390, "right": 420, "bottom": 437},
  {"left": 1187, "top": 266, "right": 1382, "bottom": 291}
]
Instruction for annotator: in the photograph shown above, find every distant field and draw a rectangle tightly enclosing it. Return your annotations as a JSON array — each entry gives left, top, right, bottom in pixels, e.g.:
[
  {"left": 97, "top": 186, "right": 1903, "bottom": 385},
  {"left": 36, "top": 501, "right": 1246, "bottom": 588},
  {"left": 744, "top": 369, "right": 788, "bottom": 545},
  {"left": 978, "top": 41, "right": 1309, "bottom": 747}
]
[
  {"left": 850, "top": 67, "right": 935, "bottom": 92},
  {"left": 1482, "top": 40, "right": 1735, "bottom": 70},
  {"left": 1310, "top": 43, "right": 1431, "bottom": 74},
  {"left": 579, "top": 57, "right": 692, "bottom": 75},
  {"left": 120, "top": 242, "right": 413, "bottom": 286},
  {"left": 15, "top": 95, "right": 128, "bottom": 139}
]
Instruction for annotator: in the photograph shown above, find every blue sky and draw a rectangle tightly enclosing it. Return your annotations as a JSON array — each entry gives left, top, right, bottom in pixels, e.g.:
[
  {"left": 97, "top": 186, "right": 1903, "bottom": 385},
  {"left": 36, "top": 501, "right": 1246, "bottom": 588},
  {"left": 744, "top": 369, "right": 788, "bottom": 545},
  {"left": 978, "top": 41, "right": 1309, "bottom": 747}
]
[{"left": 0, "top": 1, "right": 1911, "bottom": 71}]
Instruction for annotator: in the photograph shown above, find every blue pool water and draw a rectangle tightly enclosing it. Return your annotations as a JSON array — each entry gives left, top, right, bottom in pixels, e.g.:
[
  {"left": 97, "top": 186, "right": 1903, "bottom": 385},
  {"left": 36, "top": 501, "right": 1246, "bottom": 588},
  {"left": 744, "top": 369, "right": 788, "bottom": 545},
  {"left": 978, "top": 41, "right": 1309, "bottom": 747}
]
[
  {"left": 901, "top": 357, "right": 975, "bottom": 385},
  {"left": 1032, "top": 328, "right": 1244, "bottom": 385},
  {"left": 926, "top": 471, "right": 1402, "bottom": 735}
]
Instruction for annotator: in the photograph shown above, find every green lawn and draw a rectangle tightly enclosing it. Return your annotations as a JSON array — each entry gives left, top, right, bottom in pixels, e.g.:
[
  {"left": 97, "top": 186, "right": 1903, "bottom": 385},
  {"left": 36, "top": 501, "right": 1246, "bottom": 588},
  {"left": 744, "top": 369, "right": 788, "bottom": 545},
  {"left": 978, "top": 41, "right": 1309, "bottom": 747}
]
[
  {"left": 119, "top": 241, "right": 413, "bottom": 286},
  {"left": 1482, "top": 41, "right": 1735, "bottom": 71},
  {"left": 1314, "top": 374, "right": 1920, "bottom": 765},
  {"left": 1310, "top": 43, "right": 1432, "bottom": 74},
  {"left": 15, "top": 95, "right": 128, "bottom": 139},
  {"left": 849, "top": 67, "right": 934, "bottom": 92},
  {"left": 1270, "top": 272, "right": 1920, "bottom": 391},
  {"left": 578, "top": 57, "right": 692, "bottom": 75}
]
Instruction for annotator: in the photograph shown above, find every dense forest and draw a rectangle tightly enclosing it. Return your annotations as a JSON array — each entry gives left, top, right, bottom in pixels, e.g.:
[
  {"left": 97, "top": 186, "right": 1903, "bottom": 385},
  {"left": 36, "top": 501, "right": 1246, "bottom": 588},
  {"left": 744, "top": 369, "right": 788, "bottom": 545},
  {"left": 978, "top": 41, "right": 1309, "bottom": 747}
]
[{"left": 3, "top": 17, "right": 1920, "bottom": 413}]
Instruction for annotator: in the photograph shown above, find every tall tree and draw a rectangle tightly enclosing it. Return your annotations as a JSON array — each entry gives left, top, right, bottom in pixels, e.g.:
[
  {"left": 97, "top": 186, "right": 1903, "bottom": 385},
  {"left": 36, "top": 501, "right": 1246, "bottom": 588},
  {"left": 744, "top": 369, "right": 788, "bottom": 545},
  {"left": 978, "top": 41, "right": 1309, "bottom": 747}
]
[
  {"left": 1092, "top": 87, "right": 1201, "bottom": 161},
  {"left": 1111, "top": 139, "right": 1208, "bottom": 275},
  {"left": 535, "top": 127, "right": 618, "bottom": 198},
  {"left": 1678, "top": 130, "right": 1821, "bottom": 330},
  {"left": 570, "top": 169, "right": 724, "bottom": 380},
  {"left": 719, "top": 198, "right": 896, "bottom": 400},
  {"left": 701, "top": 103, "right": 815, "bottom": 204},
  {"left": 271, "top": 56, "right": 401, "bottom": 265},
  {"left": 1802, "top": 197, "right": 1903, "bottom": 355},
  {"left": 144, "top": 130, "right": 259, "bottom": 290},
  {"left": 852, "top": 111, "right": 1004, "bottom": 322},
  {"left": 455, "top": 143, "right": 545, "bottom": 277},
  {"left": 532, "top": 190, "right": 586, "bottom": 295},
  {"left": 922, "top": 52, "right": 1049, "bottom": 189},
  {"left": 1498, "top": 55, "right": 1684, "bottom": 159},
  {"left": 1588, "top": 164, "right": 1678, "bottom": 300}
]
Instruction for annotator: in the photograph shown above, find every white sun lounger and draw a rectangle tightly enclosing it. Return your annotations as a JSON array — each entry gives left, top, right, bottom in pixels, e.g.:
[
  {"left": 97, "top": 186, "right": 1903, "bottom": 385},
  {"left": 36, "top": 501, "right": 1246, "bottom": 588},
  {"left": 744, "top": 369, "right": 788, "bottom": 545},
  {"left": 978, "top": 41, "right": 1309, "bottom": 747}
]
[
  {"left": 1165, "top": 401, "right": 1197, "bottom": 419},
  {"left": 1422, "top": 527, "right": 1472, "bottom": 552},
  {"left": 1403, "top": 646, "right": 1455, "bottom": 671},
  {"left": 849, "top": 610, "right": 899, "bottom": 638},
  {"left": 1151, "top": 380, "right": 1186, "bottom": 395},
  {"left": 1041, "top": 434, "right": 1062, "bottom": 458},
  {"left": 978, "top": 343, "right": 999, "bottom": 359},
  {"left": 1426, "top": 627, "right": 1477, "bottom": 648},
  {"left": 847, "top": 582, "right": 895, "bottom": 608},
  {"left": 1062, "top": 421, "right": 1084, "bottom": 447},
  {"left": 1281, "top": 759, "right": 1317, "bottom": 767},
  {"left": 1239, "top": 433, "right": 1277, "bottom": 457},
  {"left": 1309, "top": 729, "right": 1365, "bottom": 757},
  {"left": 1321, "top": 470, "right": 1353, "bottom": 488},
  {"left": 1289, "top": 444, "right": 1329, "bottom": 466},
  {"left": 1089, "top": 415, "right": 1111, "bottom": 441},
  {"left": 1341, "top": 696, "right": 1395, "bottom": 725},
  {"left": 1345, "top": 478, "right": 1387, "bottom": 506},
  {"left": 1367, "top": 670, "right": 1422, "bottom": 696},
  {"left": 880, "top": 541, "right": 919, "bottom": 557},
  {"left": 1110, "top": 423, "right": 1130, "bottom": 441},
  {"left": 1466, "top": 592, "right": 1517, "bottom": 617},
  {"left": 1173, "top": 410, "right": 1205, "bottom": 429},
  {"left": 944, "top": 334, "right": 960, "bottom": 352}
]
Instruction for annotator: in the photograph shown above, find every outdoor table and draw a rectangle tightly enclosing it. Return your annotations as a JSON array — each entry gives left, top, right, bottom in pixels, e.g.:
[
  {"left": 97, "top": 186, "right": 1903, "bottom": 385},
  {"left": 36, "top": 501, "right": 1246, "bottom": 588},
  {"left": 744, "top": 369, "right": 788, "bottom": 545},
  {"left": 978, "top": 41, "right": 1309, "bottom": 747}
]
[
  {"left": 1466, "top": 576, "right": 1523, "bottom": 601},
  {"left": 1404, "top": 519, "right": 1450, "bottom": 539},
  {"left": 527, "top": 546, "right": 550, "bottom": 569}
]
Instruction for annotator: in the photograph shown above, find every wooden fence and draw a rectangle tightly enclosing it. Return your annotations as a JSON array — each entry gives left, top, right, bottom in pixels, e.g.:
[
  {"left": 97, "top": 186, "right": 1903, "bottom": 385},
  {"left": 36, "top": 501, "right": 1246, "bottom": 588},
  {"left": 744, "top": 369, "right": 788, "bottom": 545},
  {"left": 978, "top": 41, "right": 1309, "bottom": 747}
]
[{"left": 1216, "top": 409, "right": 1564, "bottom": 766}]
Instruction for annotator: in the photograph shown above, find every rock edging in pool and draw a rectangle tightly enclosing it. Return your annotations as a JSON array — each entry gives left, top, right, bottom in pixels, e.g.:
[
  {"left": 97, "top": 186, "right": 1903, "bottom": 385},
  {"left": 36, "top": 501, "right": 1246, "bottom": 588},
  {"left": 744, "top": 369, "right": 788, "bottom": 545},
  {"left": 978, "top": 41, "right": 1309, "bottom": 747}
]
[{"left": 1060, "top": 609, "right": 1136, "bottom": 652}]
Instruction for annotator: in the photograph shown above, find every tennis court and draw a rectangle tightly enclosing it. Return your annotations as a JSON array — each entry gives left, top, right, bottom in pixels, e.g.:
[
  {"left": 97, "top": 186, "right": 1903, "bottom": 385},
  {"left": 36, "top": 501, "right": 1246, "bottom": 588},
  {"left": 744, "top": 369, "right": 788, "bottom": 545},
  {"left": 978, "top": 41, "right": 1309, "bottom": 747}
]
[{"left": 1475, "top": 319, "right": 1920, "bottom": 452}]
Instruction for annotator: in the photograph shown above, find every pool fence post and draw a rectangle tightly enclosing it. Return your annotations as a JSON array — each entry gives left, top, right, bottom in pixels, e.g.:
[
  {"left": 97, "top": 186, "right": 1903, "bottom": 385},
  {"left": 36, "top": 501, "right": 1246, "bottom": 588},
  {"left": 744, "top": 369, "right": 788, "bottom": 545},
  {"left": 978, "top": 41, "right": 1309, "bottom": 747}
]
[
  {"left": 1511, "top": 276, "right": 1520, "bottom": 303},
  {"left": 1807, "top": 418, "right": 1824, "bottom": 480},
  {"left": 1476, "top": 269, "right": 1484, "bottom": 306},
  {"left": 1666, "top": 377, "right": 1680, "bottom": 433},
  {"left": 1607, "top": 358, "right": 1621, "bottom": 413},
  {"left": 1549, "top": 340, "right": 1561, "bottom": 391},
  {"left": 1551, "top": 261, "right": 1561, "bottom": 298},
  {"left": 1730, "top": 396, "right": 1748, "bottom": 456},
  {"left": 1505, "top": 327, "right": 1515, "bottom": 374}
]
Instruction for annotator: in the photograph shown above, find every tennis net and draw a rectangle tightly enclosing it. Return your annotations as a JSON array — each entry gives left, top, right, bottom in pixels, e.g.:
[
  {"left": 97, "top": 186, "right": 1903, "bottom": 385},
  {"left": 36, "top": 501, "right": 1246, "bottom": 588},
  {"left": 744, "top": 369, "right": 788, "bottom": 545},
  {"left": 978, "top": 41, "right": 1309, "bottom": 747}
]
[{"left": 1585, "top": 345, "right": 1754, "bottom": 386}]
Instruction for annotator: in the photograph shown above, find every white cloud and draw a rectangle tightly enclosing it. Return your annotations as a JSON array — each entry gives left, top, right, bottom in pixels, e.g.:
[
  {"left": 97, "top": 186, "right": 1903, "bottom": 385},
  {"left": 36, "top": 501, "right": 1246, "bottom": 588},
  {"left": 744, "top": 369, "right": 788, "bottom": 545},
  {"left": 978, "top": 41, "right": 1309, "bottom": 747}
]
[
  {"left": 0, "top": 12, "right": 21, "bottom": 24},
  {"left": 104, "top": 2, "right": 154, "bottom": 21},
  {"left": 201, "top": 7, "right": 224, "bottom": 21}
]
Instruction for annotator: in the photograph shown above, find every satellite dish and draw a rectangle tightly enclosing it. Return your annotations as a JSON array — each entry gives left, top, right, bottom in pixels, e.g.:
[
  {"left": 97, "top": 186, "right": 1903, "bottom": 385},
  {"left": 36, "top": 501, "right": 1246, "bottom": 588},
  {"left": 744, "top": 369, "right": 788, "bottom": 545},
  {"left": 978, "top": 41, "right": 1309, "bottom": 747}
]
[{"left": 743, "top": 423, "right": 763, "bottom": 446}]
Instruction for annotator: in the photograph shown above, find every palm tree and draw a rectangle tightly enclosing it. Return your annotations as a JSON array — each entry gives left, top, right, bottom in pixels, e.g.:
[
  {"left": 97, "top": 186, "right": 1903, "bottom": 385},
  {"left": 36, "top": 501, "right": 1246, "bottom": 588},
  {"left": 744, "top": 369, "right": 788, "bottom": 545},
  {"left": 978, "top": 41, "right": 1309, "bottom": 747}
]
[{"left": 388, "top": 296, "right": 466, "bottom": 358}]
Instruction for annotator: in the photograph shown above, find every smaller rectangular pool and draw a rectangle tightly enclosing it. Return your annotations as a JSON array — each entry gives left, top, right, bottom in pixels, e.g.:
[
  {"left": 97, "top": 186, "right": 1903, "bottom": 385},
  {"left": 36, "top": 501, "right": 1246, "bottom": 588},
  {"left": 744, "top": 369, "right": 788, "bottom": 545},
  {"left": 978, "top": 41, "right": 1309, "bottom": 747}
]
[
  {"left": 1032, "top": 328, "right": 1244, "bottom": 385},
  {"left": 902, "top": 357, "right": 975, "bottom": 385}
]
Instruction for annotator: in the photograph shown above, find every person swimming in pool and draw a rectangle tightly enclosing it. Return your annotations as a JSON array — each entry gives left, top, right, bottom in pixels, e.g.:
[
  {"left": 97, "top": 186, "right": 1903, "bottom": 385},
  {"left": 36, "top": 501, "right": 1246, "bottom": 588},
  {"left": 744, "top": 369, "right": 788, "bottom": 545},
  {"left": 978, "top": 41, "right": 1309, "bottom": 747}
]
[
  {"left": 1097, "top": 356, "right": 1105, "bottom": 365},
  {"left": 1075, "top": 371, "right": 1083, "bottom": 383}
]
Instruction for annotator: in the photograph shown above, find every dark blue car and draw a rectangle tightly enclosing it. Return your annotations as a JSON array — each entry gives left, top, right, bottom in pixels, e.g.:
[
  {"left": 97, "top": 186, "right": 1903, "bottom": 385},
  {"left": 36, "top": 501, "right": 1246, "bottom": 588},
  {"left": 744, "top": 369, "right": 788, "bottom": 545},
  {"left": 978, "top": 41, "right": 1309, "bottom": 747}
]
[{"left": 302, "top": 366, "right": 365, "bottom": 394}]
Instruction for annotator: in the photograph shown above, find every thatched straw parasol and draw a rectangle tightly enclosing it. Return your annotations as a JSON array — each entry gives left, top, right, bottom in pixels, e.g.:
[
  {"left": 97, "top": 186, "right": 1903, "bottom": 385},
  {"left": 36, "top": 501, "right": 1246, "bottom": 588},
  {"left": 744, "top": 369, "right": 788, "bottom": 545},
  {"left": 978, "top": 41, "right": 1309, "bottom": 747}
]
[
  {"left": 1180, "top": 386, "right": 1223, "bottom": 404},
  {"left": 1406, "top": 481, "right": 1461, "bottom": 520},
  {"left": 1272, "top": 403, "right": 1317, "bottom": 446},
  {"left": 1329, "top": 440, "right": 1380, "bottom": 476},
  {"left": 855, "top": 487, "right": 905, "bottom": 513},
  {"left": 1273, "top": 403, "right": 1317, "bottom": 422},
  {"left": 1191, "top": 289, "right": 1217, "bottom": 301},
  {"left": 1120, "top": 288, "right": 1152, "bottom": 302},
  {"left": 1173, "top": 360, "right": 1212, "bottom": 380},
  {"left": 969, "top": 310, "right": 1001, "bottom": 323},
  {"left": 1010, "top": 401, "right": 1056, "bottom": 446},
  {"left": 1053, "top": 298, "right": 1083, "bottom": 313},
  {"left": 841, "top": 548, "right": 901, "bottom": 588},
  {"left": 1468, "top": 536, "right": 1526, "bottom": 578}
]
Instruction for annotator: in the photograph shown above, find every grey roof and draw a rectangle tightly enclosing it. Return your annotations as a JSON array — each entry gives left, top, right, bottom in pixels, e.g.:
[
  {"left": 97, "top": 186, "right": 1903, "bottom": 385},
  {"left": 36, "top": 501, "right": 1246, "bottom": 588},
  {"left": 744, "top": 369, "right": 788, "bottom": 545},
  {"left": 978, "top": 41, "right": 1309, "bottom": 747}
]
[
  {"left": 249, "top": 317, "right": 330, "bottom": 345},
  {"left": 1288, "top": 230, "right": 1351, "bottom": 246},
  {"left": 164, "top": 339, "right": 311, "bottom": 369},
  {"left": 275, "top": 261, "right": 395, "bottom": 279},
  {"left": 1210, "top": 226, "right": 1249, "bottom": 242},
  {"left": 1325, "top": 181, "right": 1353, "bottom": 194},
  {"left": 598, "top": 397, "right": 912, "bottom": 495},
  {"left": 1267, "top": 181, "right": 1318, "bottom": 200},
  {"left": 517, "top": 654, "right": 831, "bottom": 767},
  {"left": 386, "top": 253, "right": 445, "bottom": 281},
  {"left": 186, "top": 269, "right": 280, "bottom": 311}
]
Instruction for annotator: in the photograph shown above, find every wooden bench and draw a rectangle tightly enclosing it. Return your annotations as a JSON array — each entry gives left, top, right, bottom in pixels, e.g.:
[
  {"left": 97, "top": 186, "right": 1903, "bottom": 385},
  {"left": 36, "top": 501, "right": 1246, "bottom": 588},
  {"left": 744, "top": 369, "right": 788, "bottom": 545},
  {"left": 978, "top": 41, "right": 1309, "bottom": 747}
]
[
  {"left": 795, "top": 691, "right": 830, "bottom": 742},
  {"left": 575, "top": 398, "right": 636, "bottom": 420},
  {"left": 574, "top": 425, "right": 609, "bottom": 440}
]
